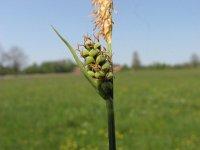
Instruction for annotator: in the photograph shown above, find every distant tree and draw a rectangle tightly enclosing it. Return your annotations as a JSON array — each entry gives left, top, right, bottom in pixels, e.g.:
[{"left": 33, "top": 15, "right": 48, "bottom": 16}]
[
  {"left": 190, "top": 53, "right": 199, "bottom": 67},
  {"left": 0, "top": 51, "right": 10, "bottom": 67},
  {"left": 0, "top": 48, "right": 3, "bottom": 75},
  {"left": 0, "top": 47, "right": 12, "bottom": 75},
  {"left": 0, "top": 46, "right": 28, "bottom": 75},
  {"left": 132, "top": 51, "right": 141, "bottom": 70},
  {"left": 0, "top": 45, "right": 5, "bottom": 67},
  {"left": 0, "top": 50, "right": 3, "bottom": 67},
  {"left": 6, "top": 47, "right": 27, "bottom": 73}
]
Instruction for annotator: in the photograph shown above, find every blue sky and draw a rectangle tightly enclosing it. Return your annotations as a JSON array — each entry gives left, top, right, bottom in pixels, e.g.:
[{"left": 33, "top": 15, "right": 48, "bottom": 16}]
[{"left": 0, "top": 0, "right": 200, "bottom": 66}]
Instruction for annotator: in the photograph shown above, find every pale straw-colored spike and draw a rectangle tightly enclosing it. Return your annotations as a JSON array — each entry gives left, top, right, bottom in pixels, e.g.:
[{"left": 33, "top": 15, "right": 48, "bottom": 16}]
[{"left": 92, "top": 0, "right": 113, "bottom": 44}]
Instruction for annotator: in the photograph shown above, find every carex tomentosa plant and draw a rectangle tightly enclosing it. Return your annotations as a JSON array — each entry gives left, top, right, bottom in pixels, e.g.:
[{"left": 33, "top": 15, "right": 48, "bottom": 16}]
[{"left": 52, "top": 0, "right": 116, "bottom": 149}]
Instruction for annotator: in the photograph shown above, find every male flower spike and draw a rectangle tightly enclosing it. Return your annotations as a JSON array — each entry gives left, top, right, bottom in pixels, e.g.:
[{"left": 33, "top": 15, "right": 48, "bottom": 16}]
[{"left": 92, "top": 0, "right": 113, "bottom": 44}]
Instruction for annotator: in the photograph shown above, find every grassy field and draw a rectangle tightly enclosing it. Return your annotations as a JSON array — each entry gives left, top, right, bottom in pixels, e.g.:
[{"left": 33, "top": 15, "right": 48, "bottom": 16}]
[{"left": 0, "top": 69, "right": 200, "bottom": 150}]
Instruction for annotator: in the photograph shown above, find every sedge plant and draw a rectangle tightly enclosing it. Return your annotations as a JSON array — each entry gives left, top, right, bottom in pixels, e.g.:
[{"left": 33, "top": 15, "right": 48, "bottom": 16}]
[{"left": 52, "top": 0, "right": 116, "bottom": 149}]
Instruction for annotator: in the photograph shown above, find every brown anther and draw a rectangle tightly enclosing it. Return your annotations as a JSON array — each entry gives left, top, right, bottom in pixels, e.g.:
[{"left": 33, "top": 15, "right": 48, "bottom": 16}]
[{"left": 84, "top": 35, "right": 91, "bottom": 42}]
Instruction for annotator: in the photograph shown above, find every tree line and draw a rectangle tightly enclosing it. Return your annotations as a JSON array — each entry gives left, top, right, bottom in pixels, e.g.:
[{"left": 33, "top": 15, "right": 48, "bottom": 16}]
[
  {"left": 25, "top": 60, "right": 76, "bottom": 74},
  {"left": 130, "top": 51, "right": 200, "bottom": 70},
  {"left": 0, "top": 46, "right": 76, "bottom": 76},
  {"left": 120, "top": 51, "right": 200, "bottom": 71},
  {"left": 0, "top": 46, "right": 200, "bottom": 76}
]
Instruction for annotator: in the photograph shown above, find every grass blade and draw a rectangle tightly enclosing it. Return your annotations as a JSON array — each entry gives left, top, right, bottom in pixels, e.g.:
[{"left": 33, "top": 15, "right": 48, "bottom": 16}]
[{"left": 52, "top": 26, "right": 98, "bottom": 89}]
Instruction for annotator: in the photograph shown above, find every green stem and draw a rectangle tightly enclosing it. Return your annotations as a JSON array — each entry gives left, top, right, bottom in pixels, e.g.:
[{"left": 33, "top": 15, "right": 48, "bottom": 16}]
[
  {"left": 106, "top": 97, "right": 116, "bottom": 150},
  {"left": 108, "top": 43, "right": 112, "bottom": 60}
]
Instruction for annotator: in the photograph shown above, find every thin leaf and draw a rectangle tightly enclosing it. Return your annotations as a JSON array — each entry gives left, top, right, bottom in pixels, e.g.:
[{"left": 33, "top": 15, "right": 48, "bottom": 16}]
[{"left": 52, "top": 26, "right": 98, "bottom": 89}]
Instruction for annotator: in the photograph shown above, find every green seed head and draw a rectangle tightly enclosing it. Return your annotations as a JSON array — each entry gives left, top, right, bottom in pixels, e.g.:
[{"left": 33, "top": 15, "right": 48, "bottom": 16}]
[
  {"left": 94, "top": 43, "right": 101, "bottom": 50},
  {"left": 99, "top": 71, "right": 106, "bottom": 77},
  {"left": 96, "top": 55, "right": 106, "bottom": 64},
  {"left": 85, "top": 65, "right": 91, "bottom": 71},
  {"left": 95, "top": 72, "right": 101, "bottom": 78},
  {"left": 102, "top": 62, "right": 111, "bottom": 71},
  {"left": 85, "top": 56, "right": 95, "bottom": 64},
  {"left": 89, "top": 49, "right": 99, "bottom": 57},
  {"left": 85, "top": 40, "right": 94, "bottom": 50},
  {"left": 106, "top": 72, "right": 113, "bottom": 80},
  {"left": 81, "top": 49, "right": 90, "bottom": 58},
  {"left": 93, "top": 67, "right": 100, "bottom": 72},
  {"left": 87, "top": 70, "right": 95, "bottom": 77}
]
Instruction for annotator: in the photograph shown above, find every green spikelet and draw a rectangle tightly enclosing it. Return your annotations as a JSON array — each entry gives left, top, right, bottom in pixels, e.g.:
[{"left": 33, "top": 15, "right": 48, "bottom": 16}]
[
  {"left": 94, "top": 43, "right": 101, "bottom": 49},
  {"left": 102, "top": 62, "right": 111, "bottom": 71},
  {"left": 78, "top": 35, "right": 113, "bottom": 81},
  {"left": 96, "top": 55, "right": 106, "bottom": 64},
  {"left": 81, "top": 49, "right": 90, "bottom": 58},
  {"left": 85, "top": 56, "right": 95, "bottom": 64},
  {"left": 85, "top": 40, "right": 94, "bottom": 50},
  {"left": 89, "top": 49, "right": 99, "bottom": 57},
  {"left": 106, "top": 72, "right": 113, "bottom": 80},
  {"left": 88, "top": 70, "right": 95, "bottom": 77}
]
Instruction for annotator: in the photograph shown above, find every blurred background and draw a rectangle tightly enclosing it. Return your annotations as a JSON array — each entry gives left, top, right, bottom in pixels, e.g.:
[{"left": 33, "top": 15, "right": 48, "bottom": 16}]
[{"left": 0, "top": 0, "right": 200, "bottom": 150}]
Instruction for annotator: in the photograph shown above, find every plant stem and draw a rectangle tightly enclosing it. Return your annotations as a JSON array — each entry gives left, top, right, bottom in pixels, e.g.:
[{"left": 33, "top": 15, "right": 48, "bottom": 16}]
[
  {"left": 106, "top": 97, "right": 116, "bottom": 150},
  {"left": 108, "top": 43, "right": 112, "bottom": 59}
]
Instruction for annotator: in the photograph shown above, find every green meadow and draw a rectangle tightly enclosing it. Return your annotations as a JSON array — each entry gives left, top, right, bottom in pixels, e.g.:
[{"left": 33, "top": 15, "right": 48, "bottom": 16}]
[{"left": 0, "top": 69, "right": 200, "bottom": 150}]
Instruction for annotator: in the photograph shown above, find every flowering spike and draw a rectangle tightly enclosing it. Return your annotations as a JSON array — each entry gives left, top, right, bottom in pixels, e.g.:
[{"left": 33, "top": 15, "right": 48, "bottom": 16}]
[{"left": 92, "top": 0, "right": 113, "bottom": 44}]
